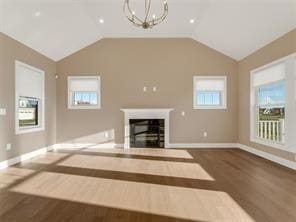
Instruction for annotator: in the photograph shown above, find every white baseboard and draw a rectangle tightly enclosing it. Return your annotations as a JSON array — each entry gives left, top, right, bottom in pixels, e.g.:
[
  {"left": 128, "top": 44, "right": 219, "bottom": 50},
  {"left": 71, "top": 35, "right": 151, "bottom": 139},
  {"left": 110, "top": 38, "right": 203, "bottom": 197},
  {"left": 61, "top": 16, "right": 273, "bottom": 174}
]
[
  {"left": 53, "top": 143, "right": 236, "bottom": 149},
  {"left": 237, "top": 143, "right": 296, "bottom": 170},
  {"left": 1, "top": 142, "right": 294, "bottom": 171},
  {"left": 169, "top": 143, "right": 295, "bottom": 170},
  {"left": 53, "top": 143, "right": 124, "bottom": 149},
  {"left": 168, "top": 143, "right": 238, "bottom": 148},
  {"left": 0, "top": 145, "right": 55, "bottom": 170}
]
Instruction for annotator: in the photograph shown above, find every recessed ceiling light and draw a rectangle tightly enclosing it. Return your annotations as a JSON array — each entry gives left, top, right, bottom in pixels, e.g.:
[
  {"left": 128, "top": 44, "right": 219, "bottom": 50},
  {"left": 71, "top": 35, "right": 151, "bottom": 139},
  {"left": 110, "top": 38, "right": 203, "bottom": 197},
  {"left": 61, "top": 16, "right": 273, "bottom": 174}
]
[
  {"left": 99, "top": 18, "right": 104, "bottom": 24},
  {"left": 34, "top": 11, "right": 41, "bottom": 17},
  {"left": 190, "top": 19, "right": 195, "bottom": 24}
]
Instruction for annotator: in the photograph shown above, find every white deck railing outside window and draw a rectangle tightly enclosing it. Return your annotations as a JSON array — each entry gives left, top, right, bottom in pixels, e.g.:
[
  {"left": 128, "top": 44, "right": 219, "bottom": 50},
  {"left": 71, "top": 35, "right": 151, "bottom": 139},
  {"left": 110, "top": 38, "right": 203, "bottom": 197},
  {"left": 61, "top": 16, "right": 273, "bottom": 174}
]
[{"left": 257, "top": 119, "right": 285, "bottom": 143}]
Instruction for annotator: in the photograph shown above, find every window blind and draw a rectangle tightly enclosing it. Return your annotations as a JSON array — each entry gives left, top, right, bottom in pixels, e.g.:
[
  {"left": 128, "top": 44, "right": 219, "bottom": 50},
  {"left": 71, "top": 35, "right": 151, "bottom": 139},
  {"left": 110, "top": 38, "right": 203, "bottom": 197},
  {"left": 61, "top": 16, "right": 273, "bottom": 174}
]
[
  {"left": 70, "top": 77, "right": 99, "bottom": 92},
  {"left": 253, "top": 62, "right": 285, "bottom": 87},
  {"left": 196, "top": 78, "right": 225, "bottom": 91},
  {"left": 17, "top": 63, "right": 44, "bottom": 99}
]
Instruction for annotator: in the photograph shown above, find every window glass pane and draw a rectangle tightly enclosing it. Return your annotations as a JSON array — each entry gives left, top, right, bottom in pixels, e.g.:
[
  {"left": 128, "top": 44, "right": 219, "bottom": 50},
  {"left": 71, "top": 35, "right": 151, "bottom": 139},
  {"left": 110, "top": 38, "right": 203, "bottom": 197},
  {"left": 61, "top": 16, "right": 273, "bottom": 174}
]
[
  {"left": 204, "top": 93, "right": 212, "bottom": 104},
  {"left": 197, "top": 93, "right": 205, "bottom": 105},
  {"left": 256, "top": 81, "right": 285, "bottom": 143},
  {"left": 82, "top": 93, "right": 89, "bottom": 103},
  {"left": 258, "top": 80, "right": 285, "bottom": 105},
  {"left": 19, "top": 97, "right": 39, "bottom": 127},
  {"left": 212, "top": 93, "right": 220, "bottom": 105},
  {"left": 197, "top": 91, "right": 221, "bottom": 106},
  {"left": 73, "top": 92, "right": 97, "bottom": 106},
  {"left": 90, "top": 93, "right": 97, "bottom": 105}
]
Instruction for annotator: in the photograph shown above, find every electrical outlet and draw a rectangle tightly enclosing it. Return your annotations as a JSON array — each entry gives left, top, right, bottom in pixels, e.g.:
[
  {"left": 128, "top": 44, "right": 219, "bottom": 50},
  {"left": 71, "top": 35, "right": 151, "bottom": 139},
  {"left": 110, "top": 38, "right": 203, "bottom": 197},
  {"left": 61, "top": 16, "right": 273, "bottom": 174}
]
[
  {"left": 6, "top": 144, "right": 12, "bottom": 151},
  {"left": 0, "top": 108, "right": 6, "bottom": 116},
  {"left": 203, "top": 132, "right": 208, "bottom": 138},
  {"left": 181, "top": 111, "right": 185, "bottom": 116},
  {"left": 143, "top": 86, "right": 147, "bottom": 92},
  {"left": 153, "top": 87, "right": 157, "bottom": 92}
]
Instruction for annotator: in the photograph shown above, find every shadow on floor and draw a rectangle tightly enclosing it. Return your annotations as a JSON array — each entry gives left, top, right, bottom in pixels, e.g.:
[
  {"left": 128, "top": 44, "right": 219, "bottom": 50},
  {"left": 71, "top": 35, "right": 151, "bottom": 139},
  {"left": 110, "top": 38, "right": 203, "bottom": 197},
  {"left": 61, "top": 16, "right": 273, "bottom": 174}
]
[
  {"left": 0, "top": 192, "right": 206, "bottom": 222},
  {"left": 0, "top": 147, "right": 296, "bottom": 222}
]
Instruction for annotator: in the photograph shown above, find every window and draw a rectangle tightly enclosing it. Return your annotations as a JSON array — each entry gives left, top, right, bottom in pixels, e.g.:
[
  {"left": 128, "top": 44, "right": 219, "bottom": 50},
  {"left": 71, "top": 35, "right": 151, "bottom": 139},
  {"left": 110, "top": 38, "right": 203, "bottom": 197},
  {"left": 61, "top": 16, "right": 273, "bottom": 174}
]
[
  {"left": 15, "top": 61, "right": 45, "bottom": 134},
  {"left": 251, "top": 53, "right": 296, "bottom": 151},
  {"left": 251, "top": 62, "right": 286, "bottom": 145},
  {"left": 193, "top": 76, "right": 227, "bottom": 109},
  {"left": 68, "top": 76, "right": 100, "bottom": 109}
]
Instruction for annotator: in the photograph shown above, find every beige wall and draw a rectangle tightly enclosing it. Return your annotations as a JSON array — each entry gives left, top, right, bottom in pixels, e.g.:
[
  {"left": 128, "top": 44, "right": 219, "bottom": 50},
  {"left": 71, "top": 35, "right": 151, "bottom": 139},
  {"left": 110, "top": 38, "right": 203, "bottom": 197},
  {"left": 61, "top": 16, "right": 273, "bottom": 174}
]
[
  {"left": 1, "top": 29, "right": 294, "bottom": 163},
  {"left": 56, "top": 38, "right": 238, "bottom": 145},
  {"left": 238, "top": 29, "right": 296, "bottom": 161},
  {"left": 0, "top": 33, "right": 56, "bottom": 162}
]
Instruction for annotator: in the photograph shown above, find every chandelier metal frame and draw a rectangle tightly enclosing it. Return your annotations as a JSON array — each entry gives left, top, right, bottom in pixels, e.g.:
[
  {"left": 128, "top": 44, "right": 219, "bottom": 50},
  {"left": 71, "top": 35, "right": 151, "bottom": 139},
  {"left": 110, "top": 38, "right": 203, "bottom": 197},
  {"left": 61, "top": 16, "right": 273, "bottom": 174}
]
[{"left": 123, "top": 0, "right": 168, "bottom": 29}]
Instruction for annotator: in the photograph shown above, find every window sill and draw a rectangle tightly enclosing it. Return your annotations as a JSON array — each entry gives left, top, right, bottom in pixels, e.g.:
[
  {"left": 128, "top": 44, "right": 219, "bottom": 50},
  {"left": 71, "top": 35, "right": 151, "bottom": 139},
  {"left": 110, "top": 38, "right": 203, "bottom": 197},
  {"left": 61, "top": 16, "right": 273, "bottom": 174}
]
[
  {"left": 68, "top": 105, "right": 101, "bottom": 110},
  {"left": 194, "top": 105, "right": 227, "bottom": 110},
  {"left": 251, "top": 137, "right": 289, "bottom": 152}
]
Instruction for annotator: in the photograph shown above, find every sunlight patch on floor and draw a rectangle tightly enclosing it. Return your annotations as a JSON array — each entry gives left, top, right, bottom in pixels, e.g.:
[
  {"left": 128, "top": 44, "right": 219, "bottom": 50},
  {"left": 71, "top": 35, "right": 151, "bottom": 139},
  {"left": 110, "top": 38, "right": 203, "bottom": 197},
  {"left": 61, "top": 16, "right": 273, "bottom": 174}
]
[
  {"left": 11, "top": 171, "right": 254, "bottom": 222},
  {"left": 0, "top": 167, "right": 35, "bottom": 189},
  {"left": 81, "top": 148, "right": 194, "bottom": 159},
  {"left": 57, "top": 154, "right": 213, "bottom": 180}
]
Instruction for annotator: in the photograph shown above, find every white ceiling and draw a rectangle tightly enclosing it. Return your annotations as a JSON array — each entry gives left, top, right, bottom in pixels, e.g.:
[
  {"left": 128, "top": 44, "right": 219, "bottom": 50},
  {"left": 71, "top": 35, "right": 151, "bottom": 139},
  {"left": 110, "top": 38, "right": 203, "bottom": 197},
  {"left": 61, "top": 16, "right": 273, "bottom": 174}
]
[{"left": 0, "top": 0, "right": 295, "bottom": 61}]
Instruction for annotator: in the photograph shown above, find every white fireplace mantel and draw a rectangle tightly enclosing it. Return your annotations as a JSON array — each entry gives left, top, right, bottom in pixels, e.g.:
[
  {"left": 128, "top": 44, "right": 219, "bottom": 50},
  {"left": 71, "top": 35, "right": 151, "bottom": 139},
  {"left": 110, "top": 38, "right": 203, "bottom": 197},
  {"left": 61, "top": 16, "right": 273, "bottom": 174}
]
[{"left": 121, "top": 108, "right": 174, "bottom": 149}]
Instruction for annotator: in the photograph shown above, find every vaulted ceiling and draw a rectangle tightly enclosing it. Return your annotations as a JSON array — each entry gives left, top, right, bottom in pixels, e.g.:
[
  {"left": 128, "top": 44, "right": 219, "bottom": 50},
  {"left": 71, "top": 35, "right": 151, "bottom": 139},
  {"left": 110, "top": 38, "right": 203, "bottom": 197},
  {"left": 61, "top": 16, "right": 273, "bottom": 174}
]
[{"left": 0, "top": 0, "right": 295, "bottom": 61}]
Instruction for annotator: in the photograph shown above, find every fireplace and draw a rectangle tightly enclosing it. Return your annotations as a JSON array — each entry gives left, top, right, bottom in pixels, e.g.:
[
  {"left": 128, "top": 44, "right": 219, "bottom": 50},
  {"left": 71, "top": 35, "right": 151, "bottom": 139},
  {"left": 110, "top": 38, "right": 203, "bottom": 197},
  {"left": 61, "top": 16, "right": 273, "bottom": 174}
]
[
  {"left": 121, "top": 109, "right": 173, "bottom": 149},
  {"left": 130, "top": 119, "right": 164, "bottom": 148}
]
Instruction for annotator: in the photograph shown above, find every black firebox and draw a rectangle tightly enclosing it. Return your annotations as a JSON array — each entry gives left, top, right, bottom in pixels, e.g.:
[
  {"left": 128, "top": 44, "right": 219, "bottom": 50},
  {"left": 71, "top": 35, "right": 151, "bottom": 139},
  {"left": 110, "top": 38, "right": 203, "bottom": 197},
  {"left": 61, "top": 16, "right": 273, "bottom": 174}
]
[{"left": 129, "top": 119, "right": 164, "bottom": 148}]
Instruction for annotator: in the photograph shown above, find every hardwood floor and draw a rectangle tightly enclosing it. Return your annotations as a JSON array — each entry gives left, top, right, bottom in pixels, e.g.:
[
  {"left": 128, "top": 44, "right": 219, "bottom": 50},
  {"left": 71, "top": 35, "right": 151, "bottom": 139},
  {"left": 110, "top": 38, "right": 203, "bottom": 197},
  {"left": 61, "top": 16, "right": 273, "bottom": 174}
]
[{"left": 0, "top": 147, "right": 295, "bottom": 222}]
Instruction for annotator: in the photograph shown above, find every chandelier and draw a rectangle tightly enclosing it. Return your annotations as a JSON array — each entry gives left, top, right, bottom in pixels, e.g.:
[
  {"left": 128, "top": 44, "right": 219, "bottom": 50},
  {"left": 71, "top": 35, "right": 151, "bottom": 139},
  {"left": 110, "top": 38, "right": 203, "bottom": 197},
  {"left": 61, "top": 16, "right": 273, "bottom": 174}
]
[{"left": 123, "top": 0, "right": 168, "bottom": 29}]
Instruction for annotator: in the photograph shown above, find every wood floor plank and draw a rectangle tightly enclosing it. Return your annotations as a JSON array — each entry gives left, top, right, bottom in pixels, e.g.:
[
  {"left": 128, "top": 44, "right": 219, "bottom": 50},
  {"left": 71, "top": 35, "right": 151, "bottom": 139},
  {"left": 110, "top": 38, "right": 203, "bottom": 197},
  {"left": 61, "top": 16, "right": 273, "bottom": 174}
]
[{"left": 0, "top": 148, "right": 295, "bottom": 222}]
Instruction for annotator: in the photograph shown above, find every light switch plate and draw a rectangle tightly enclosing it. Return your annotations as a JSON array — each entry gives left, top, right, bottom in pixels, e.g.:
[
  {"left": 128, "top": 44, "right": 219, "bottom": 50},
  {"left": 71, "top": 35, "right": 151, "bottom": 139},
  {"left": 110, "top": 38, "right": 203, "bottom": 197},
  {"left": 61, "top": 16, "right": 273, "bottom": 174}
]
[
  {"left": 0, "top": 108, "right": 6, "bottom": 116},
  {"left": 6, "top": 144, "right": 11, "bottom": 151}
]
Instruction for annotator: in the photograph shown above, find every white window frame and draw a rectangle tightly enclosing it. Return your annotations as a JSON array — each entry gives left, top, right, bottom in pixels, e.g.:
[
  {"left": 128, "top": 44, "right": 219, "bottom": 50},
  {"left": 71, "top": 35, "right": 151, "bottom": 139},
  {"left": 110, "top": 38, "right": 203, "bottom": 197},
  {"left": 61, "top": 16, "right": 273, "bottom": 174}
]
[
  {"left": 15, "top": 61, "right": 45, "bottom": 135},
  {"left": 250, "top": 53, "right": 296, "bottom": 152},
  {"left": 193, "top": 76, "right": 227, "bottom": 109},
  {"left": 68, "top": 76, "right": 101, "bottom": 110}
]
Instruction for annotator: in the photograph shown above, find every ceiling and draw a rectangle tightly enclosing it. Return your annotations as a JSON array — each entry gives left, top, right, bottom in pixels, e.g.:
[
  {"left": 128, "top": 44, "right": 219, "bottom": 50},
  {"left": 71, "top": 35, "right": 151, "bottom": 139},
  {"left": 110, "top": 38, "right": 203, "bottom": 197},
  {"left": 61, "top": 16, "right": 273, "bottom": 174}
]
[{"left": 0, "top": 0, "right": 295, "bottom": 61}]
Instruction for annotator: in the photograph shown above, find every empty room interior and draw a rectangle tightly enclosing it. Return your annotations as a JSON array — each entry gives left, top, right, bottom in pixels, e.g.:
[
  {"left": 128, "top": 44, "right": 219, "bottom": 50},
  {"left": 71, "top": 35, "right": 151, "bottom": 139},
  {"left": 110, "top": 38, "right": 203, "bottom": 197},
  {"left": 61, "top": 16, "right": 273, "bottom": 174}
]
[{"left": 0, "top": 0, "right": 296, "bottom": 221}]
